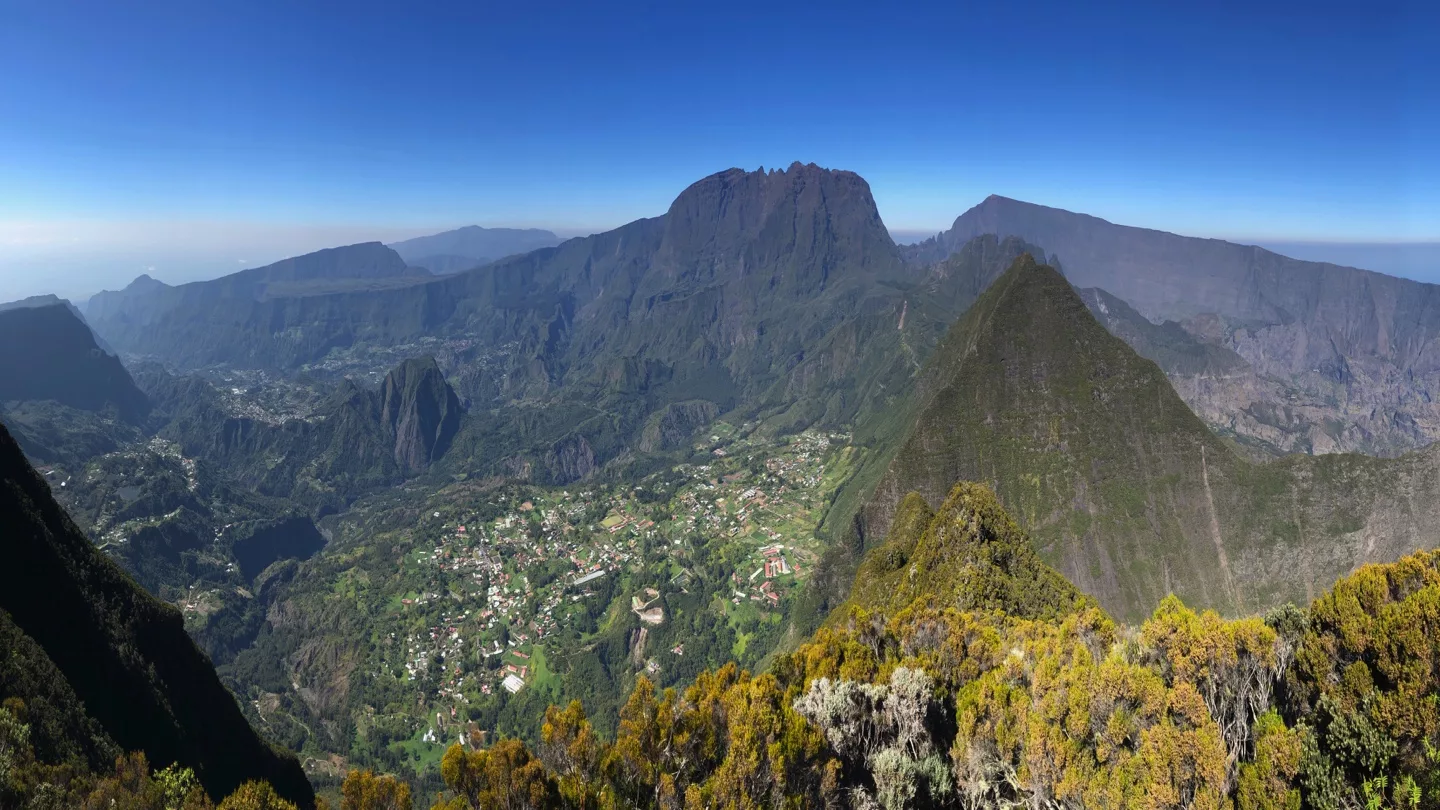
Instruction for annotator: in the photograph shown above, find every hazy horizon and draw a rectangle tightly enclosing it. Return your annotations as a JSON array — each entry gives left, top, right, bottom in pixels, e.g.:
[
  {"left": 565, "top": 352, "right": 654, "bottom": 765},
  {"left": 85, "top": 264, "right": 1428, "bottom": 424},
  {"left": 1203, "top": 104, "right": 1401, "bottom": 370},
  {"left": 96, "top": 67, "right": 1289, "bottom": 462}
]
[
  {"left": 4, "top": 212, "right": 1437, "bottom": 306},
  {"left": 1, "top": 2, "right": 1434, "bottom": 302}
]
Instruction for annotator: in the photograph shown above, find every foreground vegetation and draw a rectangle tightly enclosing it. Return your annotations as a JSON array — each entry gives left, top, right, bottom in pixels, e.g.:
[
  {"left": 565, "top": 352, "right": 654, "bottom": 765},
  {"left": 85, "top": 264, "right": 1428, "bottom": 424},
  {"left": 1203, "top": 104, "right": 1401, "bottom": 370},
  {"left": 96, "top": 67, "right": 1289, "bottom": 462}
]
[{"left": 7, "top": 482, "right": 1436, "bottom": 810}]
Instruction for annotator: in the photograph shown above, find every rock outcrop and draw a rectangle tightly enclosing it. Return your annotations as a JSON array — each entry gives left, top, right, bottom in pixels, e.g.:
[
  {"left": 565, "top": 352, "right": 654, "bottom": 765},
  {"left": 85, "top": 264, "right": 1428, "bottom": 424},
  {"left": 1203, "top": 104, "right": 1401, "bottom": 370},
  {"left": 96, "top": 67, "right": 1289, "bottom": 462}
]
[{"left": 381, "top": 356, "right": 462, "bottom": 472}]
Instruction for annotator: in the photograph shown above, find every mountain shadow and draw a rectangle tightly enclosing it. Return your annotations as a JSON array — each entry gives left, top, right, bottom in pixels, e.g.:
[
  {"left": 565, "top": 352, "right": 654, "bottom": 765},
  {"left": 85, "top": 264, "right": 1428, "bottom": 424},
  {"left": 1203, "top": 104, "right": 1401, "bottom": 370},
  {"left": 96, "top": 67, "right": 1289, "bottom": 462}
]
[{"left": 0, "top": 421, "right": 314, "bottom": 807}]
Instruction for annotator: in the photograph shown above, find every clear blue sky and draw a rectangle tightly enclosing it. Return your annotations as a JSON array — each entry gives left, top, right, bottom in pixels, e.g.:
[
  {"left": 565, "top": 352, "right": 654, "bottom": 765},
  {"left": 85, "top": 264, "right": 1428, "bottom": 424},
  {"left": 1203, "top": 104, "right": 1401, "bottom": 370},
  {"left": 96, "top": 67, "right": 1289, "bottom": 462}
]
[{"left": 0, "top": 1, "right": 1435, "bottom": 299}]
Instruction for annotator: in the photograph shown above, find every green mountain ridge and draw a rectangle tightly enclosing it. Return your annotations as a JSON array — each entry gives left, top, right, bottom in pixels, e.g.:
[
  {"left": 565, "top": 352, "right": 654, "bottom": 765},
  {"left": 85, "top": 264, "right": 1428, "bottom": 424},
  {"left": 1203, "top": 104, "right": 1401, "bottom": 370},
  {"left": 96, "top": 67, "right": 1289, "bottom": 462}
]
[
  {"left": 826, "top": 255, "right": 1440, "bottom": 622},
  {"left": 1076, "top": 286, "right": 1250, "bottom": 380},
  {"left": 909, "top": 193, "right": 1440, "bottom": 457},
  {"left": 0, "top": 301, "right": 149, "bottom": 422},
  {"left": 0, "top": 301, "right": 151, "bottom": 464}
]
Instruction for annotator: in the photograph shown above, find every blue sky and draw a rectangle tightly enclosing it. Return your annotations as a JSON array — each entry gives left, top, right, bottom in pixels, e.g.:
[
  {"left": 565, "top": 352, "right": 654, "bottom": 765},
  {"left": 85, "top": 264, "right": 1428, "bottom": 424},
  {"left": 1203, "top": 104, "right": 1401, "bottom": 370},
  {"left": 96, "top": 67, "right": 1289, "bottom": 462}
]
[{"left": 0, "top": 1, "right": 1435, "bottom": 299}]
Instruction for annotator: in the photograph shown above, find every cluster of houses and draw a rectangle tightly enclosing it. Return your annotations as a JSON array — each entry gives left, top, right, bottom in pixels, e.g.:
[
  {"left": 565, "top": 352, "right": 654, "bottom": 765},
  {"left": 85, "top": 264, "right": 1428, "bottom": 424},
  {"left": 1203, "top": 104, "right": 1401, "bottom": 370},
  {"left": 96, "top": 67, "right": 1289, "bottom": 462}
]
[
  {"left": 370, "top": 426, "right": 849, "bottom": 753},
  {"left": 207, "top": 368, "right": 328, "bottom": 425},
  {"left": 390, "top": 490, "right": 671, "bottom": 714}
]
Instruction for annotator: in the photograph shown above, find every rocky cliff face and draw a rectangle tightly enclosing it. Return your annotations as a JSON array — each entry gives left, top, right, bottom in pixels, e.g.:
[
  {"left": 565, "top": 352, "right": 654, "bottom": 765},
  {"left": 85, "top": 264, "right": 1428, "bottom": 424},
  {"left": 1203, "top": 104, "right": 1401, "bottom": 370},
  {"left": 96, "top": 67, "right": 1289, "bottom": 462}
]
[
  {"left": 1078, "top": 286, "right": 1440, "bottom": 457},
  {"left": 381, "top": 356, "right": 462, "bottom": 472},
  {"left": 139, "top": 356, "right": 461, "bottom": 507},
  {"left": 637, "top": 400, "right": 721, "bottom": 452},
  {"left": 914, "top": 195, "right": 1440, "bottom": 458},
  {"left": 837, "top": 255, "right": 1440, "bottom": 621}
]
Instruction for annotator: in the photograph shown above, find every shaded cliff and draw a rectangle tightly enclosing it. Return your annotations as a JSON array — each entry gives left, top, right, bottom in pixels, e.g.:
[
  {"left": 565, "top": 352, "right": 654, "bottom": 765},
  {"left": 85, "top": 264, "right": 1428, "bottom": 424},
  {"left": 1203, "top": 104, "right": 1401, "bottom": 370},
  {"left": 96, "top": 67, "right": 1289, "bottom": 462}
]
[{"left": 0, "top": 421, "right": 314, "bottom": 807}]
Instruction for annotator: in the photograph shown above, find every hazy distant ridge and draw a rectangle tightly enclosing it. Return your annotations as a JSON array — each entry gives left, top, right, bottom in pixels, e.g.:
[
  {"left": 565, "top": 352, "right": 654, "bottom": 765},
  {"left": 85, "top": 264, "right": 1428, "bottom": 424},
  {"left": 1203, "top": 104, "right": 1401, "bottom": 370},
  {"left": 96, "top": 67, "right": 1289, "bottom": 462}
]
[{"left": 388, "top": 225, "right": 561, "bottom": 273}]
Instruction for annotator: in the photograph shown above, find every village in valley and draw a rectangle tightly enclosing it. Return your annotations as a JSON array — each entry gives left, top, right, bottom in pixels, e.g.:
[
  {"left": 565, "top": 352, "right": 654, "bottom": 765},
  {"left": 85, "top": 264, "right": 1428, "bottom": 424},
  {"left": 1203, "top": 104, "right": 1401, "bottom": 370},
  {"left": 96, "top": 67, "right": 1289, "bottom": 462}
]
[{"left": 288, "top": 421, "right": 855, "bottom": 770}]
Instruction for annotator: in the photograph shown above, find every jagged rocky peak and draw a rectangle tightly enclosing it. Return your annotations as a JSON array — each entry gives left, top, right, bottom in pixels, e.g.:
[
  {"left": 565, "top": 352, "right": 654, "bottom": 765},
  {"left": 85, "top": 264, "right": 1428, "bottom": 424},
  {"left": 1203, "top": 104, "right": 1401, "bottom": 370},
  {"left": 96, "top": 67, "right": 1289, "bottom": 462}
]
[
  {"left": 380, "top": 356, "right": 462, "bottom": 472},
  {"left": 654, "top": 161, "right": 901, "bottom": 293},
  {"left": 662, "top": 162, "right": 887, "bottom": 246}
]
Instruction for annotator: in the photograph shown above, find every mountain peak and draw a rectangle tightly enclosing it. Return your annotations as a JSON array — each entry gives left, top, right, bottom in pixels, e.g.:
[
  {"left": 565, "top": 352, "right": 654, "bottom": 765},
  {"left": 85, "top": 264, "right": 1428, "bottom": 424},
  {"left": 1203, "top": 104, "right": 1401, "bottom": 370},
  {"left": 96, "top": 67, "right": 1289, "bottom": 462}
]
[
  {"left": 853, "top": 253, "right": 1239, "bottom": 619},
  {"left": 842, "top": 482, "right": 1093, "bottom": 622},
  {"left": 667, "top": 162, "right": 874, "bottom": 215},
  {"left": 659, "top": 163, "right": 895, "bottom": 277},
  {"left": 125, "top": 273, "right": 169, "bottom": 291},
  {"left": 381, "top": 356, "right": 462, "bottom": 473},
  {"left": 388, "top": 225, "right": 561, "bottom": 266}
]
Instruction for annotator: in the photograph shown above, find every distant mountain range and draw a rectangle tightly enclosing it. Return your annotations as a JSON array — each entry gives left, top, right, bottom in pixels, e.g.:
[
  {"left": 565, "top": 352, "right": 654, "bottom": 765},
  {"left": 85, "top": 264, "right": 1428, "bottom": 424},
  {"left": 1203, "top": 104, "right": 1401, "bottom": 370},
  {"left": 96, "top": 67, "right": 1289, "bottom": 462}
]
[
  {"left": 387, "top": 224, "right": 562, "bottom": 275},
  {"left": 32, "top": 163, "right": 1440, "bottom": 625},
  {"left": 85, "top": 242, "right": 432, "bottom": 367},
  {"left": 79, "top": 165, "right": 1043, "bottom": 485},
  {"left": 80, "top": 181, "right": 1440, "bottom": 464}
]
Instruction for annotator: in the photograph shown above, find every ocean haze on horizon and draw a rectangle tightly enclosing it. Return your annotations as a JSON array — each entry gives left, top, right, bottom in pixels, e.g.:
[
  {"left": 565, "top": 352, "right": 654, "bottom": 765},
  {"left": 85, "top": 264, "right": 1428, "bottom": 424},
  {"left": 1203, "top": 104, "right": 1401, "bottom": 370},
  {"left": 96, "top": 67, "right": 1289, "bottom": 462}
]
[
  {"left": 0, "top": 220, "right": 603, "bottom": 303},
  {"left": 2, "top": 213, "right": 1438, "bottom": 306},
  {"left": 1250, "top": 241, "right": 1440, "bottom": 282}
]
